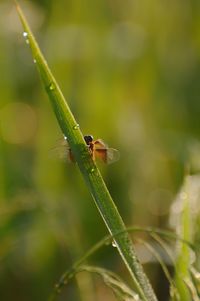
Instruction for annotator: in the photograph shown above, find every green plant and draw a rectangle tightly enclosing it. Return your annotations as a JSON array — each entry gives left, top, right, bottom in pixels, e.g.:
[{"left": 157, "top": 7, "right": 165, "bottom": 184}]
[
  {"left": 14, "top": 3, "right": 200, "bottom": 301},
  {"left": 15, "top": 2, "right": 157, "bottom": 301},
  {"left": 50, "top": 225, "right": 200, "bottom": 300}
]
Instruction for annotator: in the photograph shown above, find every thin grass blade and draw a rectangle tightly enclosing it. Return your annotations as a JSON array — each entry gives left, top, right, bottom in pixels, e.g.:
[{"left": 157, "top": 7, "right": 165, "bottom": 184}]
[{"left": 15, "top": 2, "right": 157, "bottom": 301}]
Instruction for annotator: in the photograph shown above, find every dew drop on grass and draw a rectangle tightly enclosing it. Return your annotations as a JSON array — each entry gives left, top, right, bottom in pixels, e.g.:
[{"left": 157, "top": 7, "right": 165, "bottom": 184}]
[
  {"left": 112, "top": 240, "right": 117, "bottom": 247},
  {"left": 90, "top": 168, "right": 95, "bottom": 173},
  {"left": 73, "top": 124, "right": 79, "bottom": 130},
  {"left": 49, "top": 82, "right": 55, "bottom": 91},
  {"left": 33, "top": 59, "right": 37, "bottom": 64},
  {"left": 23, "top": 31, "right": 28, "bottom": 37},
  {"left": 23, "top": 32, "right": 30, "bottom": 44}
]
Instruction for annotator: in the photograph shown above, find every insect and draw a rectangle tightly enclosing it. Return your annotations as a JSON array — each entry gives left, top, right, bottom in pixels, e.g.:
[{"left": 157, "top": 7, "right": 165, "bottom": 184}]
[{"left": 53, "top": 135, "right": 120, "bottom": 164}]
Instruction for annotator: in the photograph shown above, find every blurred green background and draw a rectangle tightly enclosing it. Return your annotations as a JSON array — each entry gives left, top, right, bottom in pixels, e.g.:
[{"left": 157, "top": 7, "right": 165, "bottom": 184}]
[{"left": 0, "top": 0, "right": 200, "bottom": 300}]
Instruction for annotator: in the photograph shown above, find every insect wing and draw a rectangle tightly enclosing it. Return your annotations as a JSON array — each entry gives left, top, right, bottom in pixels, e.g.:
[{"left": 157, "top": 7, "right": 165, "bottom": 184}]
[
  {"left": 49, "top": 138, "right": 74, "bottom": 162},
  {"left": 93, "top": 139, "right": 107, "bottom": 163},
  {"left": 106, "top": 148, "right": 120, "bottom": 164},
  {"left": 94, "top": 139, "right": 120, "bottom": 164},
  {"left": 93, "top": 139, "right": 108, "bottom": 149}
]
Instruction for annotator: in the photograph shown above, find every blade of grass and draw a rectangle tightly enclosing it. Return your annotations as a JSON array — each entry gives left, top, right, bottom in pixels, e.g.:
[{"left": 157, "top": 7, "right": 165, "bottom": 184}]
[
  {"left": 190, "top": 267, "right": 200, "bottom": 295},
  {"left": 52, "top": 265, "right": 141, "bottom": 301},
  {"left": 75, "top": 265, "right": 141, "bottom": 301},
  {"left": 52, "top": 226, "right": 196, "bottom": 299},
  {"left": 15, "top": 2, "right": 157, "bottom": 300},
  {"left": 137, "top": 239, "right": 180, "bottom": 301},
  {"left": 171, "top": 176, "right": 192, "bottom": 301}
]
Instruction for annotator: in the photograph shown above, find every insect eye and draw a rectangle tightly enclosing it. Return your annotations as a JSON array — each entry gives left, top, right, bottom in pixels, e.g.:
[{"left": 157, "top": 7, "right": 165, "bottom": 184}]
[{"left": 84, "top": 135, "right": 93, "bottom": 144}]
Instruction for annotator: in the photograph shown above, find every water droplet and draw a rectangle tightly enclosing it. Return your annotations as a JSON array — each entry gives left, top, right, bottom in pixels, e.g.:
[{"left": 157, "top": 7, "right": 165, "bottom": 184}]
[
  {"left": 112, "top": 240, "right": 117, "bottom": 247},
  {"left": 23, "top": 32, "right": 28, "bottom": 37},
  {"left": 48, "top": 83, "right": 55, "bottom": 91},
  {"left": 90, "top": 168, "right": 95, "bottom": 173},
  {"left": 73, "top": 124, "right": 79, "bottom": 130},
  {"left": 64, "top": 135, "right": 67, "bottom": 141},
  {"left": 33, "top": 59, "right": 37, "bottom": 64},
  {"left": 23, "top": 32, "right": 30, "bottom": 44}
]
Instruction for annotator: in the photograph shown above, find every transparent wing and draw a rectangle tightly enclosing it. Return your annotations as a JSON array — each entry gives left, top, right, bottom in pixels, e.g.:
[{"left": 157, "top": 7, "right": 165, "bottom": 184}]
[
  {"left": 94, "top": 139, "right": 108, "bottom": 149},
  {"left": 106, "top": 148, "right": 120, "bottom": 164},
  {"left": 94, "top": 139, "right": 120, "bottom": 164},
  {"left": 49, "top": 138, "right": 74, "bottom": 162}
]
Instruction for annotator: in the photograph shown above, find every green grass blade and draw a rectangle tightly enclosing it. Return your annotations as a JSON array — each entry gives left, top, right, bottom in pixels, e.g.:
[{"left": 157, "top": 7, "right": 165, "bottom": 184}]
[
  {"left": 74, "top": 265, "right": 141, "bottom": 301},
  {"left": 170, "top": 176, "right": 193, "bottom": 301},
  {"left": 137, "top": 239, "right": 180, "bottom": 301},
  {"left": 52, "top": 265, "right": 140, "bottom": 301},
  {"left": 52, "top": 226, "right": 196, "bottom": 299},
  {"left": 15, "top": 2, "right": 157, "bottom": 300}
]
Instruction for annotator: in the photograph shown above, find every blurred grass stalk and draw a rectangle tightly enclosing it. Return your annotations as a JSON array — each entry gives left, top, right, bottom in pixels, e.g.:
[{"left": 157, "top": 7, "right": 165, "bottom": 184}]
[
  {"left": 172, "top": 177, "right": 192, "bottom": 301},
  {"left": 15, "top": 2, "right": 157, "bottom": 300}
]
